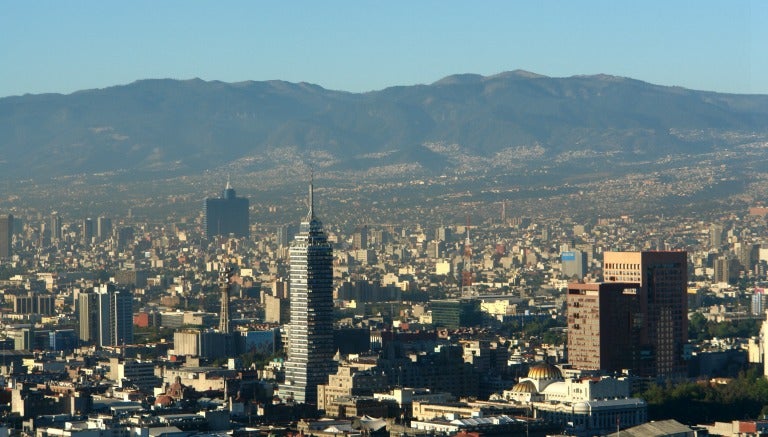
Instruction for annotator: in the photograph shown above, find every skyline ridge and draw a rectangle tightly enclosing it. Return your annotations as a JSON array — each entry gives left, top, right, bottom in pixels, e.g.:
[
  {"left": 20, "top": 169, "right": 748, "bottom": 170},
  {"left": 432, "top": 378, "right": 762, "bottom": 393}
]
[{"left": 5, "top": 70, "right": 768, "bottom": 99}]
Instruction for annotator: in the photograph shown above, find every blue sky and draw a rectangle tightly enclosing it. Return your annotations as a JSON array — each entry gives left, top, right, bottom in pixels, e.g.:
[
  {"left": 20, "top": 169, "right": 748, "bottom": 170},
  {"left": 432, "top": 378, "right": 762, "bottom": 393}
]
[{"left": 1, "top": 1, "right": 766, "bottom": 97}]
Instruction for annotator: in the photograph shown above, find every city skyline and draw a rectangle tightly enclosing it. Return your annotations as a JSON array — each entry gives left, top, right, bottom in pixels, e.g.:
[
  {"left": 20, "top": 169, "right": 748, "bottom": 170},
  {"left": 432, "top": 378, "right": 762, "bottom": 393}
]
[{"left": 1, "top": 1, "right": 767, "bottom": 97}]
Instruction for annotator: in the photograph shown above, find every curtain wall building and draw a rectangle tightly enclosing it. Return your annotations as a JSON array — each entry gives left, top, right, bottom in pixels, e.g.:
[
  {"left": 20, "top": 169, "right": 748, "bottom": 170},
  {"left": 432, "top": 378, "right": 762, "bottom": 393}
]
[
  {"left": 602, "top": 251, "right": 688, "bottom": 378},
  {"left": 279, "top": 182, "right": 336, "bottom": 405},
  {"left": 96, "top": 283, "right": 134, "bottom": 347}
]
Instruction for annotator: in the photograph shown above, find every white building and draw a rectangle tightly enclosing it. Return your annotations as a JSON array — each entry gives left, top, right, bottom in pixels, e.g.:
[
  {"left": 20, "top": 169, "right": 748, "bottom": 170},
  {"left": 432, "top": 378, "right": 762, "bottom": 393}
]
[{"left": 501, "top": 363, "right": 647, "bottom": 436}]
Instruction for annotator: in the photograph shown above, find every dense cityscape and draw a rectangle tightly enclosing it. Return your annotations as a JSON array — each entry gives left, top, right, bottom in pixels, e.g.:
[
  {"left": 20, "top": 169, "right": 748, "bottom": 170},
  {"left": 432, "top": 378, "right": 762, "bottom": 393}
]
[
  {"left": 2, "top": 3, "right": 767, "bottom": 435},
  {"left": 0, "top": 166, "right": 767, "bottom": 436}
]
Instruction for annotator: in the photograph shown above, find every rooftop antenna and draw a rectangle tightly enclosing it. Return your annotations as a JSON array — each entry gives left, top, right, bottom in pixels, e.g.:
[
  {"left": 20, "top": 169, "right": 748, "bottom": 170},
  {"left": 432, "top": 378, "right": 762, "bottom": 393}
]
[
  {"left": 306, "top": 145, "right": 315, "bottom": 221},
  {"left": 226, "top": 173, "right": 232, "bottom": 190},
  {"left": 306, "top": 165, "right": 316, "bottom": 222}
]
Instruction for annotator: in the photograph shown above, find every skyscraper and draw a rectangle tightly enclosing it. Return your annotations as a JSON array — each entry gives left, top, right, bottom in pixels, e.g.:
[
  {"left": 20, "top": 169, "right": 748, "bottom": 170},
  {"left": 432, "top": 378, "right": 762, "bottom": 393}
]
[
  {"left": 277, "top": 224, "right": 298, "bottom": 248},
  {"left": 50, "top": 212, "right": 62, "bottom": 243},
  {"left": 710, "top": 223, "right": 724, "bottom": 248},
  {"left": 204, "top": 179, "right": 250, "bottom": 239},
  {"left": 117, "top": 226, "right": 134, "bottom": 251},
  {"left": 280, "top": 182, "right": 335, "bottom": 405},
  {"left": 78, "top": 292, "right": 99, "bottom": 343},
  {"left": 603, "top": 251, "right": 688, "bottom": 378},
  {"left": 567, "top": 282, "right": 640, "bottom": 373},
  {"left": 82, "top": 218, "right": 94, "bottom": 246},
  {"left": 97, "top": 216, "right": 112, "bottom": 242},
  {"left": 0, "top": 214, "right": 12, "bottom": 259},
  {"left": 96, "top": 284, "right": 134, "bottom": 347},
  {"left": 352, "top": 225, "right": 368, "bottom": 250}
]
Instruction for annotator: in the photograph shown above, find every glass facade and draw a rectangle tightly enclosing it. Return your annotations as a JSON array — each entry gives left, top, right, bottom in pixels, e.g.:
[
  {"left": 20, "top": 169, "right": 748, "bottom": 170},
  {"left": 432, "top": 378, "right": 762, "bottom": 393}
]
[{"left": 280, "top": 184, "right": 336, "bottom": 405}]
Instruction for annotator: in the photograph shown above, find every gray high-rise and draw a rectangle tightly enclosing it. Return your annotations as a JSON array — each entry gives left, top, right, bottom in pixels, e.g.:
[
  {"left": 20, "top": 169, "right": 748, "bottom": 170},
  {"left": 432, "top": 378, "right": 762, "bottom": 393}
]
[
  {"left": 50, "top": 212, "right": 62, "bottom": 243},
  {"left": 97, "top": 216, "right": 112, "bottom": 242},
  {"left": 96, "top": 283, "right": 134, "bottom": 347},
  {"left": 279, "top": 182, "right": 335, "bottom": 405},
  {"left": 0, "top": 214, "right": 12, "bottom": 259}
]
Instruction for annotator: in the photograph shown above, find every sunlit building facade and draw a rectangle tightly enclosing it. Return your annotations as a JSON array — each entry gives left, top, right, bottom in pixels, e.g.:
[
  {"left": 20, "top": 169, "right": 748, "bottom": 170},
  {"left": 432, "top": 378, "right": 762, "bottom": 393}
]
[{"left": 279, "top": 182, "right": 335, "bottom": 405}]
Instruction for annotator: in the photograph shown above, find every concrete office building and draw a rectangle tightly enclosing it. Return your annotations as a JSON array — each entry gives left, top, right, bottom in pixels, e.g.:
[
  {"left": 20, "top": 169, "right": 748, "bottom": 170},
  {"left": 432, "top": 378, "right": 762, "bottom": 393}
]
[
  {"left": 78, "top": 292, "right": 99, "bottom": 343},
  {"left": 562, "top": 249, "right": 588, "bottom": 279}
]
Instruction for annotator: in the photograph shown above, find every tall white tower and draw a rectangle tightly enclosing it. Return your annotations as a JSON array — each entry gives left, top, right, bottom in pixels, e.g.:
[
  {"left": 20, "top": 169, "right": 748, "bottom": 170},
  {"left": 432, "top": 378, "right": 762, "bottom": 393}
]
[{"left": 279, "top": 181, "right": 335, "bottom": 405}]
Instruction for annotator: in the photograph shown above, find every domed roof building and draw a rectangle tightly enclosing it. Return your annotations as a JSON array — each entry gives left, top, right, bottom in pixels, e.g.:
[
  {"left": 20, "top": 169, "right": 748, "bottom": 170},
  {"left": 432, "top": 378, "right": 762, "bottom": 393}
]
[
  {"left": 153, "top": 376, "right": 192, "bottom": 409},
  {"left": 527, "top": 362, "right": 563, "bottom": 380},
  {"left": 501, "top": 364, "right": 647, "bottom": 436},
  {"left": 154, "top": 394, "right": 174, "bottom": 407},
  {"left": 510, "top": 380, "right": 537, "bottom": 393},
  {"left": 524, "top": 362, "right": 563, "bottom": 392},
  {"left": 506, "top": 379, "right": 539, "bottom": 403}
]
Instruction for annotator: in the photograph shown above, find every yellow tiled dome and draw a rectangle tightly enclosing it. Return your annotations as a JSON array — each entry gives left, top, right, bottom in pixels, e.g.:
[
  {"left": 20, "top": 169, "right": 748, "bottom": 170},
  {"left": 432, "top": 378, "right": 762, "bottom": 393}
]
[
  {"left": 511, "top": 380, "right": 537, "bottom": 393},
  {"left": 527, "top": 362, "right": 562, "bottom": 380}
]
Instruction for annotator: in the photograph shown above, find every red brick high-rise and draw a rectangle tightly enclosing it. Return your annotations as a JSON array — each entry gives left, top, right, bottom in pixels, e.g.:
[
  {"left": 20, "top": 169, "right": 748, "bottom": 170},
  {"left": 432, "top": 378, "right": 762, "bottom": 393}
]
[
  {"left": 568, "top": 251, "right": 688, "bottom": 379},
  {"left": 567, "top": 282, "right": 640, "bottom": 373}
]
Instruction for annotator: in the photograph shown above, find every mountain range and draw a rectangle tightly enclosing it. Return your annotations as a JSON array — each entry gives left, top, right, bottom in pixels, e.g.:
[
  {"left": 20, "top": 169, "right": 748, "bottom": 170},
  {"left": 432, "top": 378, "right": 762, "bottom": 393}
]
[{"left": 2, "top": 70, "right": 768, "bottom": 180}]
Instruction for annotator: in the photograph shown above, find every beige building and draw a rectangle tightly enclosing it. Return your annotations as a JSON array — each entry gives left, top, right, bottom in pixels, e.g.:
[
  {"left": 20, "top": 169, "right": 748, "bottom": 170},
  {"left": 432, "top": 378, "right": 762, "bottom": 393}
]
[
  {"left": 316, "top": 365, "right": 387, "bottom": 412},
  {"left": 264, "top": 294, "right": 290, "bottom": 324},
  {"left": 411, "top": 399, "right": 525, "bottom": 421},
  {"left": 173, "top": 330, "right": 200, "bottom": 356},
  {"left": 108, "top": 358, "right": 160, "bottom": 392},
  {"left": 182, "top": 312, "right": 217, "bottom": 327},
  {"left": 160, "top": 366, "right": 237, "bottom": 392},
  {"left": 323, "top": 395, "right": 391, "bottom": 419}
]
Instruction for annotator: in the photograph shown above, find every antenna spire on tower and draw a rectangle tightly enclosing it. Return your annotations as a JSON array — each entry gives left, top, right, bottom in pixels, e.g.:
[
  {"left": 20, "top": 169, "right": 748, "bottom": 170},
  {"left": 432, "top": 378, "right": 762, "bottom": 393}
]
[{"left": 307, "top": 169, "right": 315, "bottom": 221}]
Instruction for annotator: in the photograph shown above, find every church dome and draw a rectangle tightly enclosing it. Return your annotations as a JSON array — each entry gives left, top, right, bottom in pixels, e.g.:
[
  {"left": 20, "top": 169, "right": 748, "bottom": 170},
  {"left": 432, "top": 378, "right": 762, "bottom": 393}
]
[
  {"left": 154, "top": 395, "right": 174, "bottom": 407},
  {"left": 527, "top": 362, "right": 563, "bottom": 380},
  {"left": 510, "top": 380, "right": 537, "bottom": 393}
]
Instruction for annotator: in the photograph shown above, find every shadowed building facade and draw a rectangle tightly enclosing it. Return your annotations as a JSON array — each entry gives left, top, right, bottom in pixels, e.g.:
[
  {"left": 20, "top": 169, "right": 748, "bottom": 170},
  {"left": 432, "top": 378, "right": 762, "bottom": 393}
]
[
  {"left": 603, "top": 251, "right": 688, "bottom": 378},
  {"left": 204, "top": 180, "right": 250, "bottom": 239}
]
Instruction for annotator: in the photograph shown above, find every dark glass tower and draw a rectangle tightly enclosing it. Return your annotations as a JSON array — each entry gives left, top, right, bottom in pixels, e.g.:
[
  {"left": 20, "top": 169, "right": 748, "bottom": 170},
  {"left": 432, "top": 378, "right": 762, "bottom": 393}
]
[
  {"left": 603, "top": 251, "right": 688, "bottom": 378},
  {"left": 280, "top": 182, "right": 335, "bottom": 405},
  {"left": 204, "top": 179, "right": 250, "bottom": 239}
]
